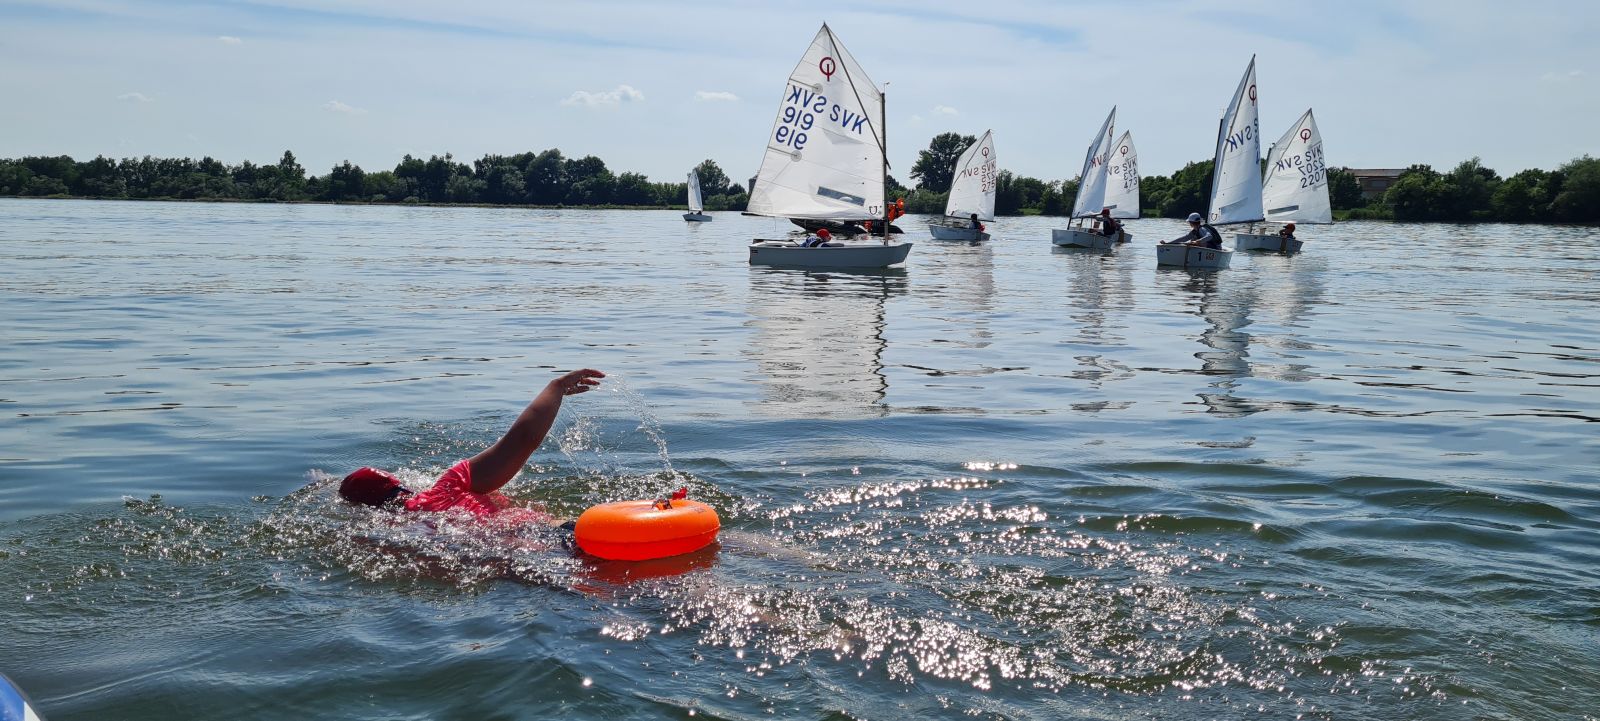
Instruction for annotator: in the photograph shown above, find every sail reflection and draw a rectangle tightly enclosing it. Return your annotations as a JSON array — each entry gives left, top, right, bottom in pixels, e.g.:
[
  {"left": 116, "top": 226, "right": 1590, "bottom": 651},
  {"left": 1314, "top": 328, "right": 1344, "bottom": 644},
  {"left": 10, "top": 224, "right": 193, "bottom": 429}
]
[
  {"left": 916, "top": 240, "right": 996, "bottom": 349},
  {"left": 1057, "top": 251, "right": 1136, "bottom": 395},
  {"left": 1241, "top": 254, "right": 1327, "bottom": 383},
  {"left": 743, "top": 267, "right": 908, "bottom": 418},
  {"left": 1155, "top": 267, "right": 1255, "bottom": 415}
]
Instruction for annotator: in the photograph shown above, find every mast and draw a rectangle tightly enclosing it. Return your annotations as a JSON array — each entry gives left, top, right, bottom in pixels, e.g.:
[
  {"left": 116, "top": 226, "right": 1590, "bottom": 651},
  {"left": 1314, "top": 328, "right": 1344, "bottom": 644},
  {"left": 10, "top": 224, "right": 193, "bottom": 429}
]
[{"left": 881, "top": 85, "right": 889, "bottom": 245}]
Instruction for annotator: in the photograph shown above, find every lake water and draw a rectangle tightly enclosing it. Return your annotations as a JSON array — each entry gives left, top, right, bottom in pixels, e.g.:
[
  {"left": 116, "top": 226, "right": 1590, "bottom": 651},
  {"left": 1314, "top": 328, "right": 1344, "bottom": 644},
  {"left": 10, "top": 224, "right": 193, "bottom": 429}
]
[{"left": 1, "top": 198, "right": 1596, "bottom": 720}]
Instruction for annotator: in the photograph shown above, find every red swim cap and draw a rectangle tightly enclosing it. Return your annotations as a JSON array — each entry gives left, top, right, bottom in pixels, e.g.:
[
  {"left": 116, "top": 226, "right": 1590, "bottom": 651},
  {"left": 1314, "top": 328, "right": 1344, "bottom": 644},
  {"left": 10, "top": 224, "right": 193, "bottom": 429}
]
[
  {"left": 817, "top": 228, "right": 831, "bottom": 238},
  {"left": 340, "top": 467, "right": 405, "bottom": 507}
]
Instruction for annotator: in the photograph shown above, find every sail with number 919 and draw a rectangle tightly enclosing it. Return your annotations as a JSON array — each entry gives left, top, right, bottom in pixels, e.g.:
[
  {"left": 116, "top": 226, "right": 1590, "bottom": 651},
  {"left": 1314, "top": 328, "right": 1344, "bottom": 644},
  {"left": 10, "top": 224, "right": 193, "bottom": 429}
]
[{"left": 746, "top": 24, "right": 886, "bottom": 222}]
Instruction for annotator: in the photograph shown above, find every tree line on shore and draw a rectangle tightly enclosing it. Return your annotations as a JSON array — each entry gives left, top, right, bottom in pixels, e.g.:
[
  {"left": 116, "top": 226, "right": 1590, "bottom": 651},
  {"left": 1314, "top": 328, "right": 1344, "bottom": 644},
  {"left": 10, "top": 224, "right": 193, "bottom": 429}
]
[
  {"left": 0, "top": 151, "right": 750, "bottom": 211},
  {"left": 2, "top": 141, "right": 1596, "bottom": 223}
]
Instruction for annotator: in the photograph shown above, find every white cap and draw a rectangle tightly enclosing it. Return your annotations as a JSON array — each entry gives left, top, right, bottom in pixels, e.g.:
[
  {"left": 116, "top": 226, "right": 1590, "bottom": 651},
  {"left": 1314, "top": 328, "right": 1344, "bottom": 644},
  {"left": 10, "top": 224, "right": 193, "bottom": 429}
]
[{"left": 1186, "top": 212, "right": 1203, "bottom": 222}]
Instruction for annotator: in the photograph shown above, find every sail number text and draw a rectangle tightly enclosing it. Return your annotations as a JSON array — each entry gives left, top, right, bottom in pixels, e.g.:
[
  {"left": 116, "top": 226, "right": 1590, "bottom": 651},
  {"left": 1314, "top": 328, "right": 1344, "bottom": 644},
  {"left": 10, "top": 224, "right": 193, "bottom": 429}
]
[
  {"left": 774, "top": 83, "right": 875, "bottom": 152},
  {"left": 1108, "top": 158, "right": 1139, "bottom": 190},
  {"left": 1273, "top": 142, "right": 1326, "bottom": 188},
  {"left": 957, "top": 159, "right": 998, "bottom": 194}
]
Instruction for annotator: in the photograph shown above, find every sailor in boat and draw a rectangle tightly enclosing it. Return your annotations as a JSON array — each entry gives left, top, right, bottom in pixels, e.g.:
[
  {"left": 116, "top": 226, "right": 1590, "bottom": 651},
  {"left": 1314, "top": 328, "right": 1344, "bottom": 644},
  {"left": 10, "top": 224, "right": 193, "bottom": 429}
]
[
  {"left": 1095, "top": 207, "right": 1124, "bottom": 242},
  {"left": 968, "top": 213, "right": 985, "bottom": 232},
  {"left": 1279, "top": 222, "right": 1296, "bottom": 242},
  {"left": 797, "top": 228, "right": 834, "bottom": 247},
  {"left": 1162, "top": 212, "right": 1221, "bottom": 249}
]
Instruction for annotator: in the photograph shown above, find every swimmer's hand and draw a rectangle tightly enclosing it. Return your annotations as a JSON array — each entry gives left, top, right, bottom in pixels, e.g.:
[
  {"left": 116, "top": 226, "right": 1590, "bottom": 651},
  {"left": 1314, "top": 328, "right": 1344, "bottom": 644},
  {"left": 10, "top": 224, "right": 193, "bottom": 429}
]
[{"left": 552, "top": 368, "right": 605, "bottom": 396}]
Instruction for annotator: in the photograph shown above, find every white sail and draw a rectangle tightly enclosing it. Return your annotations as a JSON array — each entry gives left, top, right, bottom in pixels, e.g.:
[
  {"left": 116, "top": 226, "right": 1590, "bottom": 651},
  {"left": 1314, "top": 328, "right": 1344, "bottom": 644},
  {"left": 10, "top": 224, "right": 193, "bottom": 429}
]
[
  {"left": 1208, "top": 56, "right": 1263, "bottom": 226},
  {"left": 686, "top": 169, "right": 704, "bottom": 212},
  {"left": 943, "top": 129, "right": 997, "bottom": 221},
  {"left": 1070, "top": 107, "right": 1116, "bottom": 218},
  {"left": 1261, "top": 109, "right": 1331, "bottom": 224},
  {"left": 1103, "top": 131, "right": 1139, "bottom": 219},
  {"left": 746, "top": 24, "right": 886, "bottom": 221}
]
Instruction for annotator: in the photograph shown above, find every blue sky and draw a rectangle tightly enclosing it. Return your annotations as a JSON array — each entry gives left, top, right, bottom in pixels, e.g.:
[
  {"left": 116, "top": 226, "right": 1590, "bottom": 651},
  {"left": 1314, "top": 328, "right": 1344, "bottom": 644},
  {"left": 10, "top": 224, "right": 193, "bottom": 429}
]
[{"left": 1, "top": 0, "right": 1595, "bottom": 184}]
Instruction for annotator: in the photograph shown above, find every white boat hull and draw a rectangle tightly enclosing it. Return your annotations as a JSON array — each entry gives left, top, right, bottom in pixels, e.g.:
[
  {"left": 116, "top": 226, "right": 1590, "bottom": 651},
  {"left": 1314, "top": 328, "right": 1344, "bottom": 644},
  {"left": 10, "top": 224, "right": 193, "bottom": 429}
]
[
  {"left": 1156, "top": 244, "right": 1233, "bottom": 269},
  {"left": 1234, "top": 232, "right": 1302, "bottom": 254},
  {"left": 683, "top": 212, "right": 712, "bottom": 222},
  {"left": 928, "top": 224, "right": 989, "bottom": 242},
  {"left": 748, "top": 240, "right": 913, "bottom": 269},
  {"left": 1051, "top": 227, "right": 1116, "bottom": 249}
]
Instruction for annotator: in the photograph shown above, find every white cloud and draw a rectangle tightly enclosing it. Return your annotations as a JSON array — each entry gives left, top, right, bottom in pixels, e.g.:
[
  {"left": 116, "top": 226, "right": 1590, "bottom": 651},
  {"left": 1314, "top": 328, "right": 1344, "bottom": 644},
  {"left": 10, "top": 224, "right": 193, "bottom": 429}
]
[
  {"left": 1540, "top": 69, "right": 1585, "bottom": 83},
  {"left": 561, "top": 84, "right": 643, "bottom": 107},
  {"left": 694, "top": 90, "right": 738, "bottom": 102},
  {"left": 932, "top": 105, "right": 958, "bottom": 115},
  {"left": 323, "top": 100, "right": 367, "bottom": 115},
  {"left": 116, "top": 92, "right": 153, "bottom": 103},
  {"left": 218, "top": 35, "right": 242, "bottom": 45}
]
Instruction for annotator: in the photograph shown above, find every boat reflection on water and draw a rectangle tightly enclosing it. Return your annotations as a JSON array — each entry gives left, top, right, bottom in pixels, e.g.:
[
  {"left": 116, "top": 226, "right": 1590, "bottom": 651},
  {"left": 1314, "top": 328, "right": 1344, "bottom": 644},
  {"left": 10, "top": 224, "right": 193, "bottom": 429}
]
[
  {"left": 1056, "top": 250, "right": 1136, "bottom": 410},
  {"left": 1242, "top": 253, "right": 1327, "bottom": 384},
  {"left": 743, "top": 267, "right": 908, "bottom": 419},
  {"left": 916, "top": 239, "right": 995, "bottom": 349},
  {"left": 1164, "top": 255, "right": 1328, "bottom": 415},
  {"left": 1157, "top": 267, "right": 1255, "bottom": 415}
]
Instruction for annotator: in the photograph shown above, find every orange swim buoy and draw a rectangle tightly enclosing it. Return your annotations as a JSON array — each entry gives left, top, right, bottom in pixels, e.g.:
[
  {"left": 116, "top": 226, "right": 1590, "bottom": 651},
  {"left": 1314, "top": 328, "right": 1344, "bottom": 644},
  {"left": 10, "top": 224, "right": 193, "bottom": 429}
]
[{"left": 574, "top": 497, "right": 720, "bottom": 561}]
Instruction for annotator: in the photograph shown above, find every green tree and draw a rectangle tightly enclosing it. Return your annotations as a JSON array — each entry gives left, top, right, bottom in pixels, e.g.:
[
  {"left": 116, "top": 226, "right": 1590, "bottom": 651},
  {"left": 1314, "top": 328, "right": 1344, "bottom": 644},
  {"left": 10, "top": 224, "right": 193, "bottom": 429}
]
[
  {"left": 1327, "top": 167, "right": 1363, "bottom": 210},
  {"left": 563, "top": 155, "right": 614, "bottom": 205},
  {"left": 903, "top": 188, "right": 946, "bottom": 214},
  {"left": 1152, "top": 160, "right": 1213, "bottom": 218},
  {"left": 1386, "top": 164, "right": 1446, "bottom": 221},
  {"left": 445, "top": 173, "right": 485, "bottom": 203},
  {"left": 692, "top": 159, "right": 732, "bottom": 197},
  {"left": 1550, "top": 155, "right": 1600, "bottom": 223},
  {"left": 1441, "top": 157, "right": 1500, "bottom": 221},
  {"left": 275, "top": 150, "right": 306, "bottom": 200},
  {"left": 321, "top": 160, "right": 367, "bottom": 201},
  {"left": 474, "top": 155, "right": 527, "bottom": 205},
  {"left": 0, "top": 160, "right": 32, "bottom": 195},
  {"left": 613, "top": 171, "right": 654, "bottom": 206},
  {"left": 910, "top": 132, "right": 976, "bottom": 193},
  {"left": 362, "top": 170, "right": 402, "bottom": 202},
  {"left": 1040, "top": 180, "right": 1068, "bottom": 216},
  {"left": 1491, "top": 169, "right": 1550, "bottom": 222},
  {"left": 522, "top": 149, "right": 566, "bottom": 204}
]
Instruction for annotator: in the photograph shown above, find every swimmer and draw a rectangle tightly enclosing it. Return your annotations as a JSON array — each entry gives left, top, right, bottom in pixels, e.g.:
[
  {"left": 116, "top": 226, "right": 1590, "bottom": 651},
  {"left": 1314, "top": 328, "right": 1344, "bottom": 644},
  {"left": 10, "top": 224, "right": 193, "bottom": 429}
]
[{"left": 339, "top": 368, "right": 605, "bottom": 524}]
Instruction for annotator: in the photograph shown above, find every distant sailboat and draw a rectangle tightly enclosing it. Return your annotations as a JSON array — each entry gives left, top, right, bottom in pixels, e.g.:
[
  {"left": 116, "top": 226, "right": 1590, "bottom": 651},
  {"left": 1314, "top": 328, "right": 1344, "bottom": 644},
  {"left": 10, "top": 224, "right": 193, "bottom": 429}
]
[
  {"left": 1051, "top": 107, "right": 1122, "bottom": 249},
  {"left": 929, "top": 130, "right": 996, "bottom": 241},
  {"left": 1159, "top": 57, "right": 1257, "bottom": 269},
  {"left": 1235, "top": 109, "right": 1329, "bottom": 253},
  {"left": 683, "top": 169, "right": 712, "bottom": 222},
  {"left": 747, "top": 24, "right": 911, "bottom": 269}
]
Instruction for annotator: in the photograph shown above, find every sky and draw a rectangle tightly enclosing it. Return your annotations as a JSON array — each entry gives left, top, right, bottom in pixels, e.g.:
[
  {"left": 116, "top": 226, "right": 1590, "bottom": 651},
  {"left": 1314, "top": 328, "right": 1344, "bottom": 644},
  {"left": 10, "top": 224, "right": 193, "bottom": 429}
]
[{"left": 1, "top": 0, "right": 1596, "bottom": 184}]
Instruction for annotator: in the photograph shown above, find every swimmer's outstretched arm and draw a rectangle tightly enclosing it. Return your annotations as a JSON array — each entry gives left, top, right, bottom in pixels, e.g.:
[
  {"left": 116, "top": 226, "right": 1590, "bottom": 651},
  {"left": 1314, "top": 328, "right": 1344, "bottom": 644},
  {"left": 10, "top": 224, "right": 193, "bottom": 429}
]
[{"left": 467, "top": 368, "right": 604, "bottom": 494}]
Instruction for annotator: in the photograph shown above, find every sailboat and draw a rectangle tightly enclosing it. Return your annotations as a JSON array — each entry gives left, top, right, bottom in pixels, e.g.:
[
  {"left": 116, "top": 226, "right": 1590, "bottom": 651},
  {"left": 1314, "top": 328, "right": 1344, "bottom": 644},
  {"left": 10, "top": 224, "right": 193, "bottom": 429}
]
[
  {"left": 1051, "top": 107, "right": 1121, "bottom": 249},
  {"left": 928, "top": 130, "right": 995, "bottom": 241},
  {"left": 747, "top": 24, "right": 912, "bottom": 269},
  {"left": 1158, "top": 57, "right": 1257, "bottom": 270},
  {"left": 1103, "top": 131, "right": 1140, "bottom": 232},
  {"left": 683, "top": 169, "right": 712, "bottom": 222},
  {"left": 1234, "top": 109, "right": 1329, "bottom": 253}
]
